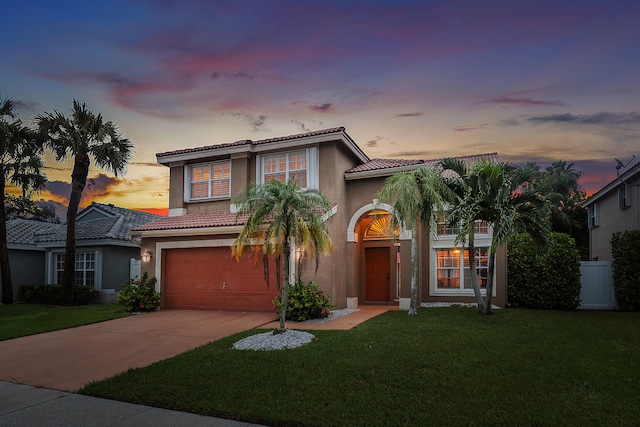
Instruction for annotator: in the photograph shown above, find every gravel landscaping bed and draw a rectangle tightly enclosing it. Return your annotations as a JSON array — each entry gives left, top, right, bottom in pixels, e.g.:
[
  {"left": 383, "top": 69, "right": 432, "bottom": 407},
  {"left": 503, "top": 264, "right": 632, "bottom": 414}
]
[{"left": 232, "top": 308, "right": 359, "bottom": 351}]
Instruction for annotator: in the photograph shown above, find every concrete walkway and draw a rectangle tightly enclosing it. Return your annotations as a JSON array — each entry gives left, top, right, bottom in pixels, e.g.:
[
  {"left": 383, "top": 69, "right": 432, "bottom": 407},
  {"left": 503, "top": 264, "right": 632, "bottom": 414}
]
[{"left": 0, "top": 305, "right": 395, "bottom": 426}]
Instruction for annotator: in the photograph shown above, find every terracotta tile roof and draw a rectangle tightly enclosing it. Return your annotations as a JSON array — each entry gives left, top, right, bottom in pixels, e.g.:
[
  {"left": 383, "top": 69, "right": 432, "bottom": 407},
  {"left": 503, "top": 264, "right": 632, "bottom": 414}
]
[
  {"left": 132, "top": 211, "right": 247, "bottom": 232},
  {"left": 345, "top": 158, "right": 429, "bottom": 173},
  {"left": 132, "top": 203, "right": 337, "bottom": 233},
  {"left": 157, "top": 127, "right": 347, "bottom": 158},
  {"left": 345, "top": 152, "right": 500, "bottom": 175}
]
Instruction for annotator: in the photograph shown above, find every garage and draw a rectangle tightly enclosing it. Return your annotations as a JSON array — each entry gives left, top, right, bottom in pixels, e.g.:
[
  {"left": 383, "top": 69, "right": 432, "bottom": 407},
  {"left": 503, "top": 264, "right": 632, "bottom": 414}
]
[{"left": 162, "top": 247, "right": 279, "bottom": 312}]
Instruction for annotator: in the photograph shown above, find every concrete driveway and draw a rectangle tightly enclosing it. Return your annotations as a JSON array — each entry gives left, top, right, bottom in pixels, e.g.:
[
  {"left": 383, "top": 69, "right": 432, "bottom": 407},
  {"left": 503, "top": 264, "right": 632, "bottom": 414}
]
[{"left": 0, "top": 310, "right": 276, "bottom": 392}]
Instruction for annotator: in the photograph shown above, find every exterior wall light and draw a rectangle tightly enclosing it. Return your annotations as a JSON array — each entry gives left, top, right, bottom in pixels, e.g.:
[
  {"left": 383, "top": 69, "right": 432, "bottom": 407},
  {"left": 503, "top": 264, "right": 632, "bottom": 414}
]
[{"left": 142, "top": 249, "right": 153, "bottom": 263}]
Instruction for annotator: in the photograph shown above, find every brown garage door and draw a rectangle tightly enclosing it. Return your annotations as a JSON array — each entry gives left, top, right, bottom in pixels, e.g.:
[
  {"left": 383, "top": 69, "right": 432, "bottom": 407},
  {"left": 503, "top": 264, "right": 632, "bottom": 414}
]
[{"left": 163, "top": 247, "right": 279, "bottom": 312}]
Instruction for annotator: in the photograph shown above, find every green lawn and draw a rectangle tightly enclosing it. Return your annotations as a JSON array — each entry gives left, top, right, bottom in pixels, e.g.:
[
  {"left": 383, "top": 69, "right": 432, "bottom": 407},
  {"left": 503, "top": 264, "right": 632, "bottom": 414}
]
[
  {"left": 80, "top": 308, "right": 640, "bottom": 426},
  {"left": 0, "top": 303, "right": 128, "bottom": 340}
]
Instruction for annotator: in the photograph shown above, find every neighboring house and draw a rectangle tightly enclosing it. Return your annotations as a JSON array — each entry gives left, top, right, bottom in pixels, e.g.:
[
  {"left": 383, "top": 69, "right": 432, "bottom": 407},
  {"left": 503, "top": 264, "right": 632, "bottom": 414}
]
[
  {"left": 581, "top": 161, "right": 640, "bottom": 261},
  {"left": 1, "top": 202, "right": 160, "bottom": 301},
  {"left": 131, "top": 127, "right": 507, "bottom": 312},
  {"left": 3, "top": 219, "right": 52, "bottom": 299}
]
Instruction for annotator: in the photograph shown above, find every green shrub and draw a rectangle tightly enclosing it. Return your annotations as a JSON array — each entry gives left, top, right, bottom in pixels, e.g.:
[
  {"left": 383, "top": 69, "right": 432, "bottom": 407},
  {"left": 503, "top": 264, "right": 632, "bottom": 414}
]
[
  {"left": 16, "top": 284, "right": 96, "bottom": 305},
  {"left": 118, "top": 272, "right": 161, "bottom": 312},
  {"left": 273, "top": 280, "right": 334, "bottom": 321},
  {"left": 611, "top": 230, "right": 640, "bottom": 311},
  {"left": 508, "top": 232, "right": 582, "bottom": 310}
]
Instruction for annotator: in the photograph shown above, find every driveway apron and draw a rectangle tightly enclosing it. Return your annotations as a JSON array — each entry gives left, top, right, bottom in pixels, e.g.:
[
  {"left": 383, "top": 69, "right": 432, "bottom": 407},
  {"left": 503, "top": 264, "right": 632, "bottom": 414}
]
[{"left": 0, "top": 310, "right": 275, "bottom": 392}]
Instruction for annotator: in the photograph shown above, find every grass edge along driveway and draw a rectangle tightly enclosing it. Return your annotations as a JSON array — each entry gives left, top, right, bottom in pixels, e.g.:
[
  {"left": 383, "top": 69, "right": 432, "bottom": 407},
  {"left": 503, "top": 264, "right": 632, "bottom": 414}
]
[
  {"left": 80, "top": 308, "right": 640, "bottom": 427},
  {"left": 0, "top": 303, "right": 128, "bottom": 340}
]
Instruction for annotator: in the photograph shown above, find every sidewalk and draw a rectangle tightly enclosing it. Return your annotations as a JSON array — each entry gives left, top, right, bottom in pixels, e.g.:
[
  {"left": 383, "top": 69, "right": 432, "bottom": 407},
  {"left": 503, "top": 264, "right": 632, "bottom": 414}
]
[{"left": 0, "top": 381, "right": 267, "bottom": 426}]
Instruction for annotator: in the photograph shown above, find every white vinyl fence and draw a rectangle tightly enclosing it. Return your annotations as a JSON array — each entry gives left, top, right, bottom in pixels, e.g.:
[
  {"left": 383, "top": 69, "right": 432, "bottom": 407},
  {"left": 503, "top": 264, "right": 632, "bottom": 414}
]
[{"left": 579, "top": 261, "right": 616, "bottom": 310}]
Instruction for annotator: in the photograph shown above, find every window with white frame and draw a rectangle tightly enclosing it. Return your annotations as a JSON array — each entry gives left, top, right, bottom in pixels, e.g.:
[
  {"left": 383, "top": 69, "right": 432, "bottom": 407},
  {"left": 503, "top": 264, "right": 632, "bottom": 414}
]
[
  {"left": 618, "top": 185, "right": 631, "bottom": 209},
  {"left": 188, "top": 161, "right": 231, "bottom": 200},
  {"left": 588, "top": 203, "right": 599, "bottom": 228},
  {"left": 436, "top": 247, "right": 489, "bottom": 290},
  {"left": 55, "top": 252, "right": 96, "bottom": 287},
  {"left": 262, "top": 150, "right": 307, "bottom": 187},
  {"left": 437, "top": 212, "right": 489, "bottom": 236}
]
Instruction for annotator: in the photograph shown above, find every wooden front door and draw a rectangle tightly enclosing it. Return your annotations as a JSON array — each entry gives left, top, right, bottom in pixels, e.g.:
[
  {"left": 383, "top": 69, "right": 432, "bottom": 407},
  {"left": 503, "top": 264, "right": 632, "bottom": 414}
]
[{"left": 365, "top": 247, "right": 390, "bottom": 302}]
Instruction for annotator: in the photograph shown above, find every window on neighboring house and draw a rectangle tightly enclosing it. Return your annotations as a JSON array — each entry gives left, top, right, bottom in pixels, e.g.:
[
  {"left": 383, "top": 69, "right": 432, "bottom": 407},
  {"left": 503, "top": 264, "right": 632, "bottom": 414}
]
[
  {"left": 436, "top": 247, "right": 489, "bottom": 290},
  {"left": 189, "top": 161, "right": 231, "bottom": 200},
  {"left": 437, "top": 212, "right": 489, "bottom": 236},
  {"left": 618, "top": 185, "right": 631, "bottom": 209},
  {"left": 262, "top": 150, "right": 307, "bottom": 187},
  {"left": 588, "top": 203, "right": 599, "bottom": 228},
  {"left": 55, "top": 252, "right": 96, "bottom": 287}
]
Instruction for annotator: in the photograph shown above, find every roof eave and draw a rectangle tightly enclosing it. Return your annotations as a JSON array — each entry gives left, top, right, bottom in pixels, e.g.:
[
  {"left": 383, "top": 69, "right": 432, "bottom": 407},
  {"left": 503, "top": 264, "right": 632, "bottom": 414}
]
[
  {"left": 156, "top": 129, "right": 369, "bottom": 165},
  {"left": 344, "top": 163, "right": 426, "bottom": 181},
  {"left": 581, "top": 163, "right": 640, "bottom": 207},
  {"left": 130, "top": 225, "right": 245, "bottom": 238}
]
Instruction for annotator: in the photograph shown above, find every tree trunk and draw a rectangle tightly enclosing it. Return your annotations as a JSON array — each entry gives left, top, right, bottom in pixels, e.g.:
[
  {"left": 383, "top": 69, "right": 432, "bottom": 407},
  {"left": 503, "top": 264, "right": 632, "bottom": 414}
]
[
  {"left": 0, "top": 164, "right": 13, "bottom": 304},
  {"left": 482, "top": 251, "right": 496, "bottom": 315},
  {"left": 408, "top": 227, "right": 419, "bottom": 316},
  {"left": 277, "top": 242, "right": 292, "bottom": 332},
  {"left": 61, "top": 153, "right": 90, "bottom": 305},
  {"left": 467, "top": 229, "right": 484, "bottom": 313}
]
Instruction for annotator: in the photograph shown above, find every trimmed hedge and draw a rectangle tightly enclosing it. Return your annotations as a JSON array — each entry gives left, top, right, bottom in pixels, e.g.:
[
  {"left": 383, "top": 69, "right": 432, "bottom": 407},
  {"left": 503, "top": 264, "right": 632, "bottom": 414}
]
[
  {"left": 508, "top": 232, "right": 582, "bottom": 310},
  {"left": 17, "top": 284, "right": 97, "bottom": 305},
  {"left": 611, "top": 230, "right": 640, "bottom": 311}
]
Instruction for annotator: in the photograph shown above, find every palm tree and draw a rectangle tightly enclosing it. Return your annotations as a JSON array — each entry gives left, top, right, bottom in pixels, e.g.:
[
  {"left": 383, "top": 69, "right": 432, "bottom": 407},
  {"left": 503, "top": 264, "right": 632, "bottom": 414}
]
[
  {"left": 1, "top": 96, "right": 47, "bottom": 304},
  {"left": 377, "top": 167, "right": 455, "bottom": 315},
  {"left": 37, "top": 100, "right": 133, "bottom": 305},
  {"left": 231, "top": 179, "right": 334, "bottom": 332},
  {"left": 439, "top": 157, "right": 485, "bottom": 312},
  {"left": 449, "top": 162, "right": 549, "bottom": 314}
]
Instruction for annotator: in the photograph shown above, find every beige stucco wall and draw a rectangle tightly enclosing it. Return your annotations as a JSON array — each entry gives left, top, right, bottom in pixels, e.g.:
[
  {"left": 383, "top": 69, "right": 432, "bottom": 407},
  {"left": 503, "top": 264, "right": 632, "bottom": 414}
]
[{"left": 588, "top": 176, "right": 640, "bottom": 261}]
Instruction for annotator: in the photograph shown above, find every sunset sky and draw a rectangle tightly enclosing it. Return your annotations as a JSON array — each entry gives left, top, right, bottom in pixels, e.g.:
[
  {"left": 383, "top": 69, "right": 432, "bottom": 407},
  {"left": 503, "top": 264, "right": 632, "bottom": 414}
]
[{"left": 2, "top": 0, "right": 639, "bottom": 217}]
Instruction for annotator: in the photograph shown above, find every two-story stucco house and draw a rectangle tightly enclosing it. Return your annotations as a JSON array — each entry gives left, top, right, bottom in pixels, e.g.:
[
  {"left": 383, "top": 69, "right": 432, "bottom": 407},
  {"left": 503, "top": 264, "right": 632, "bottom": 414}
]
[
  {"left": 582, "top": 161, "right": 640, "bottom": 261},
  {"left": 131, "top": 127, "right": 507, "bottom": 312}
]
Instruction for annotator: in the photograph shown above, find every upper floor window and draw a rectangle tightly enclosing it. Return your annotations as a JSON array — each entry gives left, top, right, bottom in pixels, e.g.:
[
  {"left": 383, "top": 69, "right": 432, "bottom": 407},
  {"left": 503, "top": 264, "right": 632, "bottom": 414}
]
[
  {"left": 588, "top": 203, "right": 599, "bottom": 228},
  {"left": 189, "top": 161, "right": 231, "bottom": 201},
  {"left": 257, "top": 147, "right": 318, "bottom": 189},
  {"left": 437, "top": 212, "right": 488, "bottom": 236},
  {"left": 263, "top": 151, "right": 307, "bottom": 187},
  {"left": 618, "top": 185, "right": 631, "bottom": 209}
]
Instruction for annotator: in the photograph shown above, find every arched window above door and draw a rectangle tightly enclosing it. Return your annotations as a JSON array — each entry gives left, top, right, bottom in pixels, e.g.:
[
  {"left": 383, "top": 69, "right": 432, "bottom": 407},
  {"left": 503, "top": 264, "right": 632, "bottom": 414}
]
[{"left": 363, "top": 212, "right": 398, "bottom": 240}]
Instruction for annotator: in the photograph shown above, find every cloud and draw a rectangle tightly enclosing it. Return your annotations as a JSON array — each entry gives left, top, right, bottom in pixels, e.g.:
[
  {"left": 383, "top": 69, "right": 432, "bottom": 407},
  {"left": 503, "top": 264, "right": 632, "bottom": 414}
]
[
  {"left": 491, "top": 97, "right": 564, "bottom": 107},
  {"left": 454, "top": 123, "right": 489, "bottom": 132},
  {"left": 12, "top": 99, "right": 39, "bottom": 113},
  {"left": 210, "top": 71, "right": 253, "bottom": 80},
  {"left": 524, "top": 112, "right": 640, "bottom": 127},
  {"left": 395, "top": 112, "right": 423, "bottom": 118},
  {"left": 43, "top": 174, "right": 124, "bottom": 210},
  {"left": 309, "top": 103, "right": 334, "bottom": 113},
  {"left": 129, "top": 162, "right": 166, "bottom": 168},
  {"left": 228, "top": 112, "right": 268, "bottom": 132},
  {"left": 292, "top": 120, "right": 311, "bottom": 132}
]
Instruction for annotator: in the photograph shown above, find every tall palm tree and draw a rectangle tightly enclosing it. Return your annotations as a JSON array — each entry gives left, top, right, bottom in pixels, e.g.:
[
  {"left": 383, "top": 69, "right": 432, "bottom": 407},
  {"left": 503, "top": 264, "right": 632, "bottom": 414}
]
[
  {"left": 450, "top": 162, "right": 549, "bottom": 314},
  {"left": 439, "top": 157, "right": 485, "bottom": 312},
  {"left": 377, "top": 167, "right": 455, "bottom": 315},
  {"left": 231, "top": 179, "right": 334, "bottom": 332},
  {"left": 1, "top": 96, "right": 47, "bottom": 304},
  {"left": 37, "top": 100, "right": 133, "bottom": 305}
]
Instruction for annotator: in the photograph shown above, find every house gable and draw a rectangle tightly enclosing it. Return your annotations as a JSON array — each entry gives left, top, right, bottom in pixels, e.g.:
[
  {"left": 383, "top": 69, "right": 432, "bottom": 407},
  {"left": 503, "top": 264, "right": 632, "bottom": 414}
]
[{"left": 581, "top": 161, "right": 640, "bottom": 261}]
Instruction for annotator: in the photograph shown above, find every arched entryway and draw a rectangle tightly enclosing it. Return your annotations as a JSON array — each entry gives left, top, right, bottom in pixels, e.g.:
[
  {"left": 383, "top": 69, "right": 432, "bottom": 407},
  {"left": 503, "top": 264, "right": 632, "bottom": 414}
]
[{"left": 347, "top": 204, "right": 400, "bottom": 305}]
